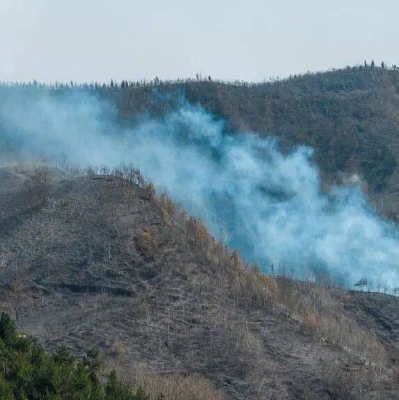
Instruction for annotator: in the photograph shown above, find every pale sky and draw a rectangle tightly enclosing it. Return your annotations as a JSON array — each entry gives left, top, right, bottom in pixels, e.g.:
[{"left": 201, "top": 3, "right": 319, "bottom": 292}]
[{"left": 0, "top": 0, "right": 398, "bottom": 83}]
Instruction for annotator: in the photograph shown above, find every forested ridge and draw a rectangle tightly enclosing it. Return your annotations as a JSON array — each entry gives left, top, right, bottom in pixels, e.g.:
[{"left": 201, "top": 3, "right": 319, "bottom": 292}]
[
  {"left": 3, "top": 62, "right": 399, "bottom": 210},
  {"left": 0, "top": 313, "right": 149, "bottom": 399}
]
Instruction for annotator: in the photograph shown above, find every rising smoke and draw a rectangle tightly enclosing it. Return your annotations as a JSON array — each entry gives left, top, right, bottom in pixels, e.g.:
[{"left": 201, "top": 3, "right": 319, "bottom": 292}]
[{"left": 1, "top": 88, "right": 398, "bottom": 290}]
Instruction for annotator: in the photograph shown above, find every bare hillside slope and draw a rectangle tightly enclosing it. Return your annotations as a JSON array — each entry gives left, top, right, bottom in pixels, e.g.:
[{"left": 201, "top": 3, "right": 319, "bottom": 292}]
[{"left": 0, "top": 165, "right": 398, "bottom": 399}]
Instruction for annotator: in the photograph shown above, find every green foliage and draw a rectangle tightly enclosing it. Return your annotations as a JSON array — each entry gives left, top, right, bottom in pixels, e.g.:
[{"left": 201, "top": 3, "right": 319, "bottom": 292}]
[
  {"left": 0, "top": 313, "right": 17, "bottom": 343},
  {"left": 0, "top": 313, "right": 149, "bottom": 400},
  {"left": 105, "top": 371, "right": 150, "bottom": 400}
]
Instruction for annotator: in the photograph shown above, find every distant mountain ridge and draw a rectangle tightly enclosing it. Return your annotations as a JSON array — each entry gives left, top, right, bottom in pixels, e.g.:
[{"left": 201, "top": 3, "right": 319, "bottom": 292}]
[
  {"left": 115, "top": 65, "right": 399, "bottom": 210},
  {"left": 3, "top": 64, "right": 399, "bottom": 209}
]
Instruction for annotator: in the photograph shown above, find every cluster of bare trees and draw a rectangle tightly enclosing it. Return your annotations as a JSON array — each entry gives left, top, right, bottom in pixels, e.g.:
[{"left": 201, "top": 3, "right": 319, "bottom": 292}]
[
  {"left": 24, "top": 167, "right": 51, "bottom": 209},
  {"left": 6, "top": 263, "right": 30, "bottom": 321},
  {"left": 355, "top": 277, "right": 399, "bottom": 296}
]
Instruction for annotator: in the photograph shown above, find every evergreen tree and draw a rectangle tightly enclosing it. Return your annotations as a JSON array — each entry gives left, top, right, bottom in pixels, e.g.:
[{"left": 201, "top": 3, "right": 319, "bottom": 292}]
[
  {"left": 0, "top": 313, "right": 16, "bottom": 343},
  {"left": 0, "top": 314, "right": 150, "bottom": 400}
]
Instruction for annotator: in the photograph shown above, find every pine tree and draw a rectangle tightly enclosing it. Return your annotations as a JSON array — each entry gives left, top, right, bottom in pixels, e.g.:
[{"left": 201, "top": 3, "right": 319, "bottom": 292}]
[{"left": 0, "top": 313, "right": 16, "bottom": 343}]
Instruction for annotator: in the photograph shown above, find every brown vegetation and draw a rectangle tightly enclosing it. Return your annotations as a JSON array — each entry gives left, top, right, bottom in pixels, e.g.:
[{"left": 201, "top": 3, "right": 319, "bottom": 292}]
[
  {"left": 127, "top": 366, "right": 226, "bottom": 400},
  {"left": 24, "top": 166, "right": 51, "bottom": 208},
  {"left": 0, "top": 164, "right": 397, "bottom": 399}
]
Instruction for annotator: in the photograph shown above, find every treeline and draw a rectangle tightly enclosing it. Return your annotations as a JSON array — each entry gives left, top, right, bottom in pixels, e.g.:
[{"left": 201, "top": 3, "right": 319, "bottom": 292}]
[
  {"left": 0, "top": 61, "right": 397, "bottom": 91},
  {"left": 0, "top": 313, "right": 149, "bottom": 399}
]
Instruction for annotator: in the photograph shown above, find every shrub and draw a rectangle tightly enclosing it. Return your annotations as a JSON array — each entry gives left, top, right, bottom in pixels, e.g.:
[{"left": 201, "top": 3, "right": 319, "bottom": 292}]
[
  {"left": 127, "top": 366, "right": 226, "bottom": 400},
  {"left": 0, "top": 313, "right": 150, "bottom": 400},
  {"left": 24, "top": 167, "right": 51, "bottom": 208}
]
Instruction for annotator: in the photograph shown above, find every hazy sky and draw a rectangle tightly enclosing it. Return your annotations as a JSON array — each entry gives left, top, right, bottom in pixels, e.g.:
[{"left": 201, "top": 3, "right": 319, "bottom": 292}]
[{"left": 1, "top": 0, "right": 398, "bottom": 83}]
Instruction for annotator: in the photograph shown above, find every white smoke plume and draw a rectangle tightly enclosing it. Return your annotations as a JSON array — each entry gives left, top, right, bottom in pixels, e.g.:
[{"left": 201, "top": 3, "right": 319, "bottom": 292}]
[{"left": 1, "top": 88, "right": 398, "bottom": 290}]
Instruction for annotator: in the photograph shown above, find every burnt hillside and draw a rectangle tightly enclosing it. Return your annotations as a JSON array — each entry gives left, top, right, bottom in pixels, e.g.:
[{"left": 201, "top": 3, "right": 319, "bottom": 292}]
[{"left": 0, "top": 165, "right": 397, "bottom": 399}]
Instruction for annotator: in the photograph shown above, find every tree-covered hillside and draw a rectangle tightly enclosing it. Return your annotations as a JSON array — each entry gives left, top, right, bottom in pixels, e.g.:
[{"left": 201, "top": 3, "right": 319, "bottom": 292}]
[
  {"left": 116, "top": 64, "right": 399, "bottom": 199},
  {"left": 3, "top": 64, "right": 399, "bottom": 214},
  {"left": 0, "top": 313, "right": 149, "bottom": 399}
]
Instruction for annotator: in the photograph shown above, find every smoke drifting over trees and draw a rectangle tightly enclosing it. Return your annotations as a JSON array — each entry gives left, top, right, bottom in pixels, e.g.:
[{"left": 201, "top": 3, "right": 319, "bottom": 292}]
[{"left": 1, "top": 86, "right": 398, "bottom": 290}]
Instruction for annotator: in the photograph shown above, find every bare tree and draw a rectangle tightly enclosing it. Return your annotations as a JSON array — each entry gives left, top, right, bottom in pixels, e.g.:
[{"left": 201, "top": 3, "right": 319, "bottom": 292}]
[
  {"left": 7, "top": 263, "right": 30, "bottom": 321},
  {"left": 25, "top": 167, "right": 51, "bottom": 208}
]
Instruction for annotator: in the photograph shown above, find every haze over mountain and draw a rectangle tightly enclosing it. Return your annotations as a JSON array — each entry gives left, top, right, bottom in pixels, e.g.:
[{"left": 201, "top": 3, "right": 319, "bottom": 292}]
[{"left": 2, "top": 64, "right": 399, "bottom": 290}]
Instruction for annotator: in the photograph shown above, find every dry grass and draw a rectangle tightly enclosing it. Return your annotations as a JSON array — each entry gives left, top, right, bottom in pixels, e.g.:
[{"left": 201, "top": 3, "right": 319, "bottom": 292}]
[
  {"left": 276, "top": 280, "right": 387, "bottom": 364},
  {"left": 134, "top": 228, "right": 159, "bottom": 258},
  {"left": 303, "top": 309, "right": 385, "bottom": 363},
  {"left": 100, "top": 165, "right": 388, "bottom": 366},
  {"left": 202, "top": 309, "right": 264, "bottom": 377},
  {"left": 127, "top": 366, "right": 226, "bottom": 400},
  {"left": 34, "top": 163, "right": 392, "bottom": 397},
  {"left": 392, "top": 364, "right": 399, "bottom": 385},
  {"left": 146, "top": 177, "right": 278, "bottom": 310}
]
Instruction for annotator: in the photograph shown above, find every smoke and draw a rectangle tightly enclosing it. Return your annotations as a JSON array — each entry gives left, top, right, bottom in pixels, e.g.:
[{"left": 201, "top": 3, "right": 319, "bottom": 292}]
[{"left": 1, "top": 88, "right": 398, "bottom": 290}]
